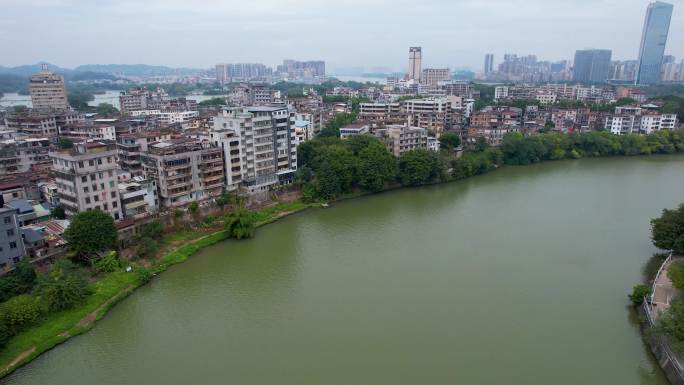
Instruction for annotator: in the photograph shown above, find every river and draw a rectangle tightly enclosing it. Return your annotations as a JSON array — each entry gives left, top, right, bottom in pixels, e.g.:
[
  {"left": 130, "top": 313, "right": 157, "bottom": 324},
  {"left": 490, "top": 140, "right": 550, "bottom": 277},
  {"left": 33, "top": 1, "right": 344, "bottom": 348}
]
[{"left": 5, "top": 156, "right": 684, "bottom": 385}]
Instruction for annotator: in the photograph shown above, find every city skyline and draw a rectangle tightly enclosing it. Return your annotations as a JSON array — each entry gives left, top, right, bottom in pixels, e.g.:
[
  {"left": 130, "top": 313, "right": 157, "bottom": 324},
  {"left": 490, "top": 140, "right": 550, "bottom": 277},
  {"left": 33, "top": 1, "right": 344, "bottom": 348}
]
[{"left": 1, "top": 0, "right": 683, "bottom": 72}]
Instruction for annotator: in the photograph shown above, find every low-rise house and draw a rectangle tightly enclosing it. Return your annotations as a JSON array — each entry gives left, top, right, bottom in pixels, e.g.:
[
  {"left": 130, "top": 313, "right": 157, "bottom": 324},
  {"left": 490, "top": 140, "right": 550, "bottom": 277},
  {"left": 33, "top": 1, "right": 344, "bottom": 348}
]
[
  {"left": 119, "top": 177, "right": 159, "bottom": 218},
  {"left": 339, "top": 124, "right": 370, "bottom": 139},
  {"left": 375, "top": 124, "right": 437, "bottom": 156}
]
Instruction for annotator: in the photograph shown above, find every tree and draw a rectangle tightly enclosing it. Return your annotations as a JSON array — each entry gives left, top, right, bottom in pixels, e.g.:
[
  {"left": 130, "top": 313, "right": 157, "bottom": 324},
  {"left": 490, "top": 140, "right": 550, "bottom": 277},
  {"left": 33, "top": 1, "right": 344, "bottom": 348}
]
[
  {"left": 357, "top": 141, "right": 397, "bottom": 193},
  {"left": 136, "top": 237, "right": 159, "bottom": 259},
  {"left": 67, "top": 89, "right": 94, "bottom": 111},
  {"left": 397, "top": 149, "right": 439, "bottom": 186},
  {"left": 651, "top": 205, "right": 684, "bottom": 252},
  {"left": 657, "top": 298, "right": 684, "bottom": 351},
  {"left": 64, "top": 210, "right": 118, "bottom": 260},
  {"left": 669, "top": 260, "right": 684, "bottom": 291},
  {"left": 138, "top": 220, "right": 163, "bottom": 240},
  {"left": 38, "top": 260, "right": 90, "bottom": 311},
  {"left": 92, "top": 251, "right": 122, "bottom": 274},
  {"left": 96, "top": 103, "right": 118, "bottom": 117},
  {"left": 198, "top": 97, "right": 227, "bottom": 107},
  {"left": 58, "top": 138, "right": 74, "bottom": 149},
  {"left": 189, "top": 201, "right": 200, "bottom": 223},
  {"left": 51, "top": 205, "right": 66, "bottom": 220},
  {"left": 439, "top": 132, "right": 461, "bottom": 151},
  {"left": 225, "top": 210, "right": 256, "bottom": 239},
  {"left": 13, "top": 105, "right": 28, "bottom": 114},
  {"left": 629, "top": 284, "right": 652, "bottom": 306},
  {"left": 0, "top": 295, "right": 44, "bottom": 335},
  {"left": 0, "top": 259, "right": 37, "bottom": 303}
]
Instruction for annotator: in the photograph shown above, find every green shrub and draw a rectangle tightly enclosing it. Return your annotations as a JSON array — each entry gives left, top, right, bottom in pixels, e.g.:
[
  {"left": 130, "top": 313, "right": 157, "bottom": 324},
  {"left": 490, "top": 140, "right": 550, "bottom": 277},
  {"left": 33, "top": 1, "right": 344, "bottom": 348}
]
[
  {"left": 629, "top": 284, "right": 652, "bottom": 306},
  {"left": 668, "top": 260, "right": 684, "bottom": 291}
]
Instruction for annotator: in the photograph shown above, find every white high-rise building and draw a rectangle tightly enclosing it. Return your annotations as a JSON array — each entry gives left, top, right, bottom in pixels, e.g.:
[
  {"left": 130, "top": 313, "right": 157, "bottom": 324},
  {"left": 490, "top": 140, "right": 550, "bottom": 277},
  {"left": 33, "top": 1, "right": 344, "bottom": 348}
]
[
  {"left": 408, "top": 47, "right": 422, "bottom": 81},
  {"left": 212, "top": 106, "right": 298, "bottom": 193}
]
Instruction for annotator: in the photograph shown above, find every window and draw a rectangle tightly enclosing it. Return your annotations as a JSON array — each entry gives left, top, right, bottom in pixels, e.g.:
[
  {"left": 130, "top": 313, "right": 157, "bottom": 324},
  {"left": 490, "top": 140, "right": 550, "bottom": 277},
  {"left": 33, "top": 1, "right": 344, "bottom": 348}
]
[
  {"left": 93, "top": 185, "right": 97, "bottom": 191},
  {"left": 109, "top": 181, "right": 115, "bottom": 188},
  {"left": 112, "top": 201, "right": 117, "bottom": 208},
  {"left": 94, "top": 195, "right": 99, "bottom": 202},
  {"left": 85, "top": 197, "right": 91, "bottom": 204},
  {"left": 111, "top": 191, "right": 116, "bottom": 198},
  {"left": 83, "top": 186, "right": 89, "bottom": 193},
  {"left": 90, "top": 174, "right": 96, "bottom": 181},
  {"left": 103, "top": 203, "right": 108, "bottom": 210},
  {"left": 89, "top": 160, "right": 94, "bottom": 166},
  {"left": 81, "top": 176, "right": 87, "bottom": 183},
  {"left": 100, "top": 183, "right": 105, "bottom": 190},
  {"left": 9, "top": 241, "right": 17, "bottom": 249},
  {"left": 3, "top": 216, "right": 11, "bottom": 224},
  {"left": 114, "top": 213, "right": 119, "bottom": 220},
  {"left": 6, "top": 229, "right": 13, "bottom": 237},
  {"left": 79, "top": 161, "right": 84, "bottom": 168},
  {"left": 99, "top": 172, "right": 103, "bottom": 179},
  {"left": 107, "top": 157, "right": 112, "bottom": 163},
  {"left": 12, "top": 192, "right": 18, "bottom": 198},
  {"left": 97, "top": 158, "right": 102, "bottom": 165},
  {"left": 108, "top": 170, "right": 113, "bottom": 177}
]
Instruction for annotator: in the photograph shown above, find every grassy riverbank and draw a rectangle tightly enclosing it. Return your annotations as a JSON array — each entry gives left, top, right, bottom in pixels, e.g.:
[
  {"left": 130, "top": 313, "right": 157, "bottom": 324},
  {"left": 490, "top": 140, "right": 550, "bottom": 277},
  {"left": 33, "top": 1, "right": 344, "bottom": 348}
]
[{"left": 0, "top": 200, "right": 316, "bottom": 379}]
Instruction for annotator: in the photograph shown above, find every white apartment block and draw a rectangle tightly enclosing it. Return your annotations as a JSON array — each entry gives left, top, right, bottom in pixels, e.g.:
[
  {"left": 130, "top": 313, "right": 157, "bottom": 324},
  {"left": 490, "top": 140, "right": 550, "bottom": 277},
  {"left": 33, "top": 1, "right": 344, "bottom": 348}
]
[
  {"left": 50, "top": 141, "right": 123, "bottom": 220},
  {"left": 535, "top": 93, "right": 557, "bottom": 105},
  {"left": 494, "top": 86, "right": 509, "bottom": 100},
  {"left": 402, "top": 98, "right": 454, "bottom": 133},
  {"left": 212, "top": 106, "right": 297, "bottom": 193}
]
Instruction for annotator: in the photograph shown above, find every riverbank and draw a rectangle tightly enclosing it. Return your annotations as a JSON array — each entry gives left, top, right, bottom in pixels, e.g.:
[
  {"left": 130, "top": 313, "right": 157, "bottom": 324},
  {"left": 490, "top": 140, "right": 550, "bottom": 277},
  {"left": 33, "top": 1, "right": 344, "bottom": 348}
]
[
  {"left": 640, "top": 253, "right": 684, "bottom": 385},
  {"left": 0, "top": 201, "right": 316, "bottom": 379}
]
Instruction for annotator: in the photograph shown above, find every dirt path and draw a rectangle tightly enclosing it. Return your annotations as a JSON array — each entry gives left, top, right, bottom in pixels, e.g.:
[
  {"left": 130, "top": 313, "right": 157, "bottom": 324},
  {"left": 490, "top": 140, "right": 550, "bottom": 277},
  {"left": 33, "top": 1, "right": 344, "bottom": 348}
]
[
  {"left": 2, "top": 347, "right": 36, "bottom": 374},
  {"left": 77, "top": 285, "right": 135, "bottom": 328}
]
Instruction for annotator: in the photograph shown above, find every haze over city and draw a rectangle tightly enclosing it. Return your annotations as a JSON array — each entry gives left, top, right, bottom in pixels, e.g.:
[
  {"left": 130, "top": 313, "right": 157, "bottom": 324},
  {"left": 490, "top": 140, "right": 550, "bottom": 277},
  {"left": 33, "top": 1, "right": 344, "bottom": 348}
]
[{"left": 2, "top": 0, "right": 684, "bottom": 71}]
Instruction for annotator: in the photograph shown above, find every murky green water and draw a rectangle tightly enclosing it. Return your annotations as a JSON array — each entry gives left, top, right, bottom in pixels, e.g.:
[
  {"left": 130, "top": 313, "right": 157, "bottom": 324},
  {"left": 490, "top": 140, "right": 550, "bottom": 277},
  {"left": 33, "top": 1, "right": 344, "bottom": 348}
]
[{"left": 5, "top": 156, "right": 684, "bottom": 385}]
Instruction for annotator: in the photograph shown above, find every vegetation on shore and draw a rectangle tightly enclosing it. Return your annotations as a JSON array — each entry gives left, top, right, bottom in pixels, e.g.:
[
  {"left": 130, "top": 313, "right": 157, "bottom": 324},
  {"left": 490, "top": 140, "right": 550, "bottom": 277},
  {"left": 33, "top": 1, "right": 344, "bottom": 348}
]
[{"left": 298, "top": 129, "right": 684, "bottom": 203}]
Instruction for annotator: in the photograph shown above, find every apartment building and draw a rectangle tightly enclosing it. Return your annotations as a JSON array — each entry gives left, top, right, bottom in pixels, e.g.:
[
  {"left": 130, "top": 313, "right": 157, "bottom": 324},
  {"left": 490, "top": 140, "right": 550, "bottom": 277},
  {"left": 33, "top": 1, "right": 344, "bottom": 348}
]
[
  {"left": 4, "top": 111, "right": 83, "bottom": 137},
  {"left": 358, "top": 103, "right": 403, "bottom": 122},
  {"left": 59, "top": 122, "right": 116, "bottom": 141},
  {"left": 604, "top": 106, "right": 677, "bottom": 134},
  {"left": 117, "top": 131, "right": 171, "bottom": 176},
  {"left": 212, "top": 106, "right": 297, "bottom": 193},
  {"left": 375, "top": 125, "right": 437, "bottom": 157},
  {"left": 119, "top": 88, "right": 170, "bottom": 115},
  {"left": 118, "top": 177, "right": 159, "bottom": 218},
  {"left": 0, "top": 138, "right": 52, "bottom": 175},
  {"left": 141, "top": 138, "right": 224, "bottom": 208},
  {"left": 0, "top": 206, "right": 26, "bottom": 273},
  {"left": 28, "top": 64, "right": 68, "bottom": 111},
  {"left": 402, "top": 98, "right": 454, "bottom": 134},
  {"left": 421, "top": 68, "right": 449, "bottom": 86},
  {"left": 339, "top": 124, "right": 370, "bottom": 139},
  {"left": 50, "top": 141, "right": 122, "bottom": 220}
]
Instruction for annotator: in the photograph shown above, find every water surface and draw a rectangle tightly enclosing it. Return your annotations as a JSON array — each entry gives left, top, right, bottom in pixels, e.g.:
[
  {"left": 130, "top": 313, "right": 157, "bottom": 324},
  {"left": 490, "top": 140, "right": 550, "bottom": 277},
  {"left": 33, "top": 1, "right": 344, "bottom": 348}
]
[{"left": 6, "top": 156, "right": 684, "bottom": 385}]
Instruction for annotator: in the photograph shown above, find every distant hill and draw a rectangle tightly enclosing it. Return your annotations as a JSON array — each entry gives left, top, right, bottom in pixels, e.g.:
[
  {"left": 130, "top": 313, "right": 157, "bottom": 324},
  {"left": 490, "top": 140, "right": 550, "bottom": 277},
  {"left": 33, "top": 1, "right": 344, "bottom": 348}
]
[
  {"left": 0, "top": 62, "right": 68, "bottom": 77},
  {"left": 74, "top": 64, "right": 202, "bottom": 77}
]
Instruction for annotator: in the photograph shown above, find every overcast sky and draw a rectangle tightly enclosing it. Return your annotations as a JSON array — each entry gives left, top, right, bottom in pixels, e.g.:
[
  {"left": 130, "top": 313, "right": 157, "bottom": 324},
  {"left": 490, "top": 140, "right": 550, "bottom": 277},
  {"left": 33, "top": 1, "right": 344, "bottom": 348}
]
[{"left": 1, "top": 0, "right": 682, "bottom": 73}]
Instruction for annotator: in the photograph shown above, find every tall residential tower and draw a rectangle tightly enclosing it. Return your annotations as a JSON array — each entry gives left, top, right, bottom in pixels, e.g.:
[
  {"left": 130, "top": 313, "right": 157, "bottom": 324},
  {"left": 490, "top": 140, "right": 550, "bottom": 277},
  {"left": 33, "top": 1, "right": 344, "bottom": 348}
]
[
  {"left": 484, "top": 54, "right": 494, "bottom": 75},
  {"left": 636, "top": 1, "right": 673, "bottom": 85},
  {"left": 408, "top": 47, "right": 422, "bottom": 81},
  {"left": 573, "top": 49, "right": 612, "bottom": 84}
]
